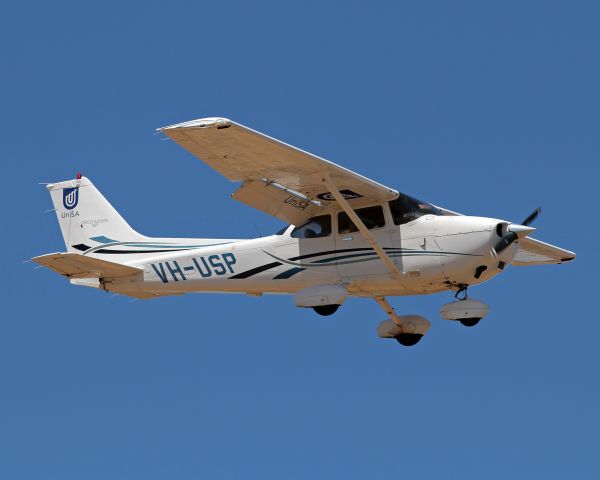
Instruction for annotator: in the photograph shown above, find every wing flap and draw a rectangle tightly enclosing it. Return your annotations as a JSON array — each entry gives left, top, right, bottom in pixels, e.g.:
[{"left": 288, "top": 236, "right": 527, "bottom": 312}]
[
  {"left": 33, "top": 253, "right": 142, "bottom": 278},
  {"left": 512, "top": 237, "right": 576, "bottom": 266},
  {"left": 231, "top": 180, "right": 326, "bottom": 225},
  {"left": 159, "top": 118, "right": 398, "bottom": 223}
]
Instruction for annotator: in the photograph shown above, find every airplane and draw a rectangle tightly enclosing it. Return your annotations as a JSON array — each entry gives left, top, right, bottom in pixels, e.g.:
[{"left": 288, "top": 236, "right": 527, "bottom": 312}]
[{"left": 33, "top": 117, "right": 576, "bottom": 347}]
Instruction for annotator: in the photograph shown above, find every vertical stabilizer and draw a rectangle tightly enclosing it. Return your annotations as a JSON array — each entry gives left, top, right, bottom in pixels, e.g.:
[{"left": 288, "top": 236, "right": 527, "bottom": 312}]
[{"left": 47, "top": 176, "right": 143, "bottom": 253}]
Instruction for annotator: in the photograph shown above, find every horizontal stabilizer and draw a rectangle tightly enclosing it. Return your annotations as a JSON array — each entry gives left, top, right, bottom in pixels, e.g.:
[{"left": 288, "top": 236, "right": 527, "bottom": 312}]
[{"left": 32, "top": 253, "right": 142, "bottom": 279}]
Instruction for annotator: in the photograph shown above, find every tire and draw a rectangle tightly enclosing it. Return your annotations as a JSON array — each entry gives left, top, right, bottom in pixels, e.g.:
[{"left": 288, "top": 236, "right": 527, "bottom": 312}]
[
  {"left": 395, "top": 333, "right": 423, "bottom": 346},
  {"left": 458, "top": 317, "right": 481, "bottom": 327},
  {"left": 313, "top": 304, "right": 340, "bottom": 316}
]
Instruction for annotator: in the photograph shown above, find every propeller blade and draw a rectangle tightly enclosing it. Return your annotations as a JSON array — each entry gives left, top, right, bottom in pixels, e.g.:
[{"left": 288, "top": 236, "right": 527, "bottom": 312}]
[
  {"left": 493, "top": 231, "right": 518, "bottom": 256},
  {"left": 522, "top": 207, "right": 541, "bottom": 226}
]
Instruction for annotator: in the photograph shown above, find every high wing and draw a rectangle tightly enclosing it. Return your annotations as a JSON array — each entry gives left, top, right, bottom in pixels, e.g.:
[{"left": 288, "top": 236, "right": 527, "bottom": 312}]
[
  {"left": 159, "top": 117, "right": 398, "bottom": 225},
  {"left": 159, "top": 117, "right": 575, "bottom": 266},
  {"left": 511, "top": 237, "right": 576, "bottom": 266}
]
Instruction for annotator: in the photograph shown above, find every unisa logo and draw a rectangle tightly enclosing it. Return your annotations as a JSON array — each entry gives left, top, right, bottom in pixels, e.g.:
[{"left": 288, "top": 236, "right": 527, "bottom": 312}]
[{"left": 63, "top": 187, "right": 79, "bottom": 210}]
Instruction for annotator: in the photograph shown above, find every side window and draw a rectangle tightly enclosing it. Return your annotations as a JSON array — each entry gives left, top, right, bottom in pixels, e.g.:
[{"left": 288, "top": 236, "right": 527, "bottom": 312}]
[
  {"left": 291, "top": 215, "right": 332, "bottom": 239},
  {"left": 338, "top": 206, "right": 386, "bottom": 234}
]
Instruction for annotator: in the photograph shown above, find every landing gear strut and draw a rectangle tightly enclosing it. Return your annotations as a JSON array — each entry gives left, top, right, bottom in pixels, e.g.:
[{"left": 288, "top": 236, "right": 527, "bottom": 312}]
[
  {"left": 454, "top": 284, "right": 469, "bottom": 300},
  {"left": 374, "top": 296, "right": 431, "bottom": 347}
]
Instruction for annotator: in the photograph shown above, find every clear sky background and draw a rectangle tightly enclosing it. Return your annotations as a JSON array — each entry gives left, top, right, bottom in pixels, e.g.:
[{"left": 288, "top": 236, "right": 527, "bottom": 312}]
[{"left": 1, "top": 1, "right": 598, "bottom": 478}]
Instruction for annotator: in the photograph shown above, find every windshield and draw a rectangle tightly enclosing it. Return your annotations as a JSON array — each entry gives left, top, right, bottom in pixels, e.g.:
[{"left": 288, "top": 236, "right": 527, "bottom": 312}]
[{"left": 388, "top": 195, "right": 446, "bottom": 225}]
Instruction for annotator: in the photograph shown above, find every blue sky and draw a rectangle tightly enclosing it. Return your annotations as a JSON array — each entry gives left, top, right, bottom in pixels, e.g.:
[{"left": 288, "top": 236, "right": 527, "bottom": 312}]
[{"left": 1, "top": 1, "right": 599, "bottom": 478}]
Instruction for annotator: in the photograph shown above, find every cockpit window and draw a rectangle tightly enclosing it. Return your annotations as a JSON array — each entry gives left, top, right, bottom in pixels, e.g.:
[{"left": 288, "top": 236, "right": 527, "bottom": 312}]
[
  {"left": 338, "top": 205, "right": 386, "bottom": 234},
  {"left": 290, "top": 215, "right": 332, "bottom": 239},
  {"left": 388, "top": 195, "right": 445, "bottom": 225}
]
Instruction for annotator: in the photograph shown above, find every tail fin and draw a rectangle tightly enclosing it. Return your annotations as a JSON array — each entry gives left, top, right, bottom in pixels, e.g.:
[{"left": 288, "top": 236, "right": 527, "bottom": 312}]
[{"left": 47, "top": 176, "right": 144, "bottom": 253}]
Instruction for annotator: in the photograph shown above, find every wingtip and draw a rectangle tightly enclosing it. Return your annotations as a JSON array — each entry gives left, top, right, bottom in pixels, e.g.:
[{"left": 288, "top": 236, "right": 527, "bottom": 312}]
[
  {"left": 157, "top": 117, "right": 231, "bottom": 131},
  {"left": 561, "top": 253, "right": 576, "bottom": 263}
]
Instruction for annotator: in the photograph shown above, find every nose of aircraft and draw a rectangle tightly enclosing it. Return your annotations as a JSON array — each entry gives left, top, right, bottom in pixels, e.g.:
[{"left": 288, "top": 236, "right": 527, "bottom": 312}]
[{"left": 492, "top": 221, "right": 536, "bottom": 257}]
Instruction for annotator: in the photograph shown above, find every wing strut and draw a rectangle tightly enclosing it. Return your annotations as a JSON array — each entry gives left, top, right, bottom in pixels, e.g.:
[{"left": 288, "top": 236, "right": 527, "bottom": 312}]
[
  {"left": 321, "top": 174, "right": 402, "bottom": 280},
  {"left": 373, "top": 295, "right": 405, "bottom": 324}
]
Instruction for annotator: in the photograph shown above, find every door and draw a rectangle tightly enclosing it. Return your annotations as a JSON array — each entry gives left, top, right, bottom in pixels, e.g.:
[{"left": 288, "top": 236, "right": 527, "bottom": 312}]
[{"left": 334, "top": 204, "right": 393, "bottom": 279}]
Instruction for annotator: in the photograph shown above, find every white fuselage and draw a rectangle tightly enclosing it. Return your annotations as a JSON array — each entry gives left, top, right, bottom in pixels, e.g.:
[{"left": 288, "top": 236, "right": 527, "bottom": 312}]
[{"left": 102, "top": 214, "right": 517, "bottom": 299}]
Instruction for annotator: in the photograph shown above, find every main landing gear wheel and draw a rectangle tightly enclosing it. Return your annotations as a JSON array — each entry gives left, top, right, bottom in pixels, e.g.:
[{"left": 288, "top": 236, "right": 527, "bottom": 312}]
[
  {"left": 395, "top": 334, "right": 423, "bottom": 347},
  {"left": 313, "top": 304, "right": 340, "bottom": 316},
  {"left": 459, "top": 317, "right": 481, "bottom": 327}
]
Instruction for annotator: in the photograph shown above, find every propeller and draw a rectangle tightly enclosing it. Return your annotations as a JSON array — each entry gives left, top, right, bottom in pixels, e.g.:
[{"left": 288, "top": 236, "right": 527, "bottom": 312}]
[
  {"left": 521, "top": 207, "right": 542, "bottom": 227},
  {"left": 492, "top": 207, "right": 541, "bottom": 256}
]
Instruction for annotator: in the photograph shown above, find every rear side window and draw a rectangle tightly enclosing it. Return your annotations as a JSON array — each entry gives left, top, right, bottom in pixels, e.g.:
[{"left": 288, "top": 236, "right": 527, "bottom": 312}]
[
  {"left": 291, "top": 215, "right": 332, "bottom": 238},
  {"left": 338, "top": 206, "right": 385, "bottom": 234}
]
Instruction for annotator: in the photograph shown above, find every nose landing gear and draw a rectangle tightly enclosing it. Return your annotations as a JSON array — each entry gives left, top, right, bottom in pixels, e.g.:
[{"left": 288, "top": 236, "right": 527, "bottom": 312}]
[
  {"left": 440, "top": 286, "right": 489, "bottom": 327},
  {"left": 454, "top": 285, "right": 469, "bottom": 301}
]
